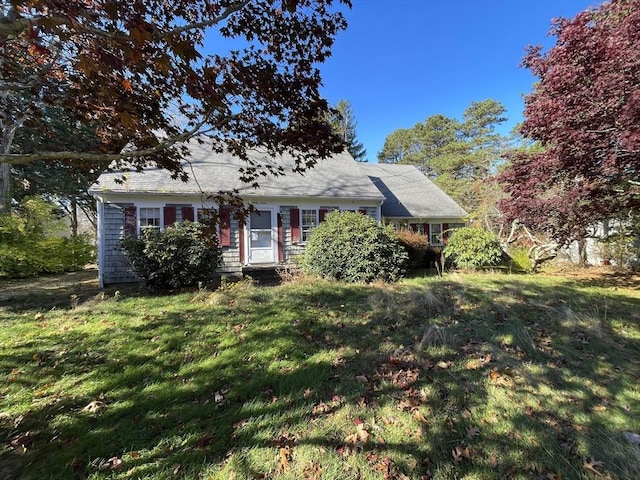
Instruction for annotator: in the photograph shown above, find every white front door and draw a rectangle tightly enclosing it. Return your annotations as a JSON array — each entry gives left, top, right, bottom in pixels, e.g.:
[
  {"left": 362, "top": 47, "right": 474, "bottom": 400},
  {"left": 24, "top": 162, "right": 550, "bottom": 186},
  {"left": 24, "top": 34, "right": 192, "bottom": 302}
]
[{"left": 248, "top": 209, "right": 276, "bottom": 264}]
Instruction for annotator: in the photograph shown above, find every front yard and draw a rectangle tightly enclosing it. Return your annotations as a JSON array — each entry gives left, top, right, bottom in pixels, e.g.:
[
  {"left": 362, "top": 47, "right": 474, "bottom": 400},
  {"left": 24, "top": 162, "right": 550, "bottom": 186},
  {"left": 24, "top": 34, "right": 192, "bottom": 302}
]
[{"left": 0, "top": 270, "right": 639, "bottom": 479}]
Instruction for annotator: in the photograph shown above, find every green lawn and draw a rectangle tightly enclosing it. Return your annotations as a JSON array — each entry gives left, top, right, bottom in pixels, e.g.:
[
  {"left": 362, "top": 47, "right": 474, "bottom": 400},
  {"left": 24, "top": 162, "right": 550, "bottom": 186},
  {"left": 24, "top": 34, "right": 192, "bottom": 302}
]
[{"left": 1, "top": 271, "right": 639, "bottom": 479}]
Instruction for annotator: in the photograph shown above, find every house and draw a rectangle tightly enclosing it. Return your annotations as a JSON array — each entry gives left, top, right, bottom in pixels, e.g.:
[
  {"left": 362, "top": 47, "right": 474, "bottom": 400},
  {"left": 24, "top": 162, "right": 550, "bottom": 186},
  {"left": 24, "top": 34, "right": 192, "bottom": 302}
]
[
  {"left": 90, "top": 140, "right": 467, "bottom": 286},
  {"left": 360, "top": 163, "right": 467, "bottom": 244}
]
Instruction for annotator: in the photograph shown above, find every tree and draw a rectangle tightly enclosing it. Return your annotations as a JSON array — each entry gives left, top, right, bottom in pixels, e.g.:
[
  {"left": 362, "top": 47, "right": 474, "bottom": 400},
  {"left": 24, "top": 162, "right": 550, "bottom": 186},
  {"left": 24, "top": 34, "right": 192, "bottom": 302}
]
[
  {"left": 0, "top": 1, "right": 350, "bottom": 212},
  {"left": 330, "top": 99, "right": 367, "bottom": 161},
  {"left": 377, "top": 99, "right": 508, "bottom": 212},
  {"left": 12, "top": 106, "right": 103, "bottom": 235},
  {"left": 498, "top": 0, "right": 640, "bottom": 243}
]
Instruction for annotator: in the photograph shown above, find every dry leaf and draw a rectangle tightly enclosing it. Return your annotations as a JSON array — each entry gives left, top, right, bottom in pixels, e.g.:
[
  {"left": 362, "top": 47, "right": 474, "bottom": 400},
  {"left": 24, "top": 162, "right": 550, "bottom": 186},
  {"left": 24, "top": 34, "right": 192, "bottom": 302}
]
[
  {"left": 277, "top": 446, "right": 291, "bottom": 473},
  {"left": 82, "top": 400, "right": 105, "bottom": 413},
  {"left": 466, "top": 426, "right": 480, "bottom": 439},
  {"left": 213, "top": 391, "right": 225, "bottom": 403},
  {"left": 172, "top": 463, "right": 181, "bottom": 475},
  {"left": 583, "top": 458, "right": 604, "bottom": 475},
  {"left": 355, "top": 375, "right": 369, "bottom": 383},
  {"left": 451, "top": 445, "right": 471, "bottom": 463}
]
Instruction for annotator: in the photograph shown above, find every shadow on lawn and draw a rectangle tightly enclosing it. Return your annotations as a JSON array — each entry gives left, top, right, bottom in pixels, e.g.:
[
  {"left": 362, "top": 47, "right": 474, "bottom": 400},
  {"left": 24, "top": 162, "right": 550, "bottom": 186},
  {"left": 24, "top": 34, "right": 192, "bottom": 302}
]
[{"left": 1, "top": 275, "right": 639, "bottom": 479}]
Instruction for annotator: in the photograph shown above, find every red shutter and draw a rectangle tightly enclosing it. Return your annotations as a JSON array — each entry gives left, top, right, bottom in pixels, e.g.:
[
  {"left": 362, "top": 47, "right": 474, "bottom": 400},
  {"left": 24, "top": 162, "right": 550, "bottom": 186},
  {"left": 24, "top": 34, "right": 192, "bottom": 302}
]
[
  {"left": 424, "top": 223, "right": 430, "bottom": 239},
  {"left": 123, "top": 206, "right": 137, "bottom": 237},
  {"left": 277, "top": 213, "right": 284, "bottom": 263},
  {"left": 290, "top": 208, "right": 300, "bottom": 243},
  {"left": 319, "top": 209, "right": 328, "bottom": 222},
  {"left": 164, "top": 206, "right": 176, "bottom": 226},
  {"left": 182, "top": 206, "right": 194, "bottom": 222},
  {"left": 442, "top": 223, "right": 450, "bottom": 244},
  {"left": 410, "top": 223, "right": 417, "bottom": 232},
  {"left": 219, "top": 207, "right": 231, "bottom": 247}
]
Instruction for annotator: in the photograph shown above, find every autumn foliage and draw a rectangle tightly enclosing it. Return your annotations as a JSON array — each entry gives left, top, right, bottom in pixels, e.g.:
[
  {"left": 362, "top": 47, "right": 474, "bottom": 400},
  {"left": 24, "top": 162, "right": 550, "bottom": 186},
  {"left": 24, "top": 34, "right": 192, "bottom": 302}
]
[
  {"left": 0, "top": 1, "right": 350, "bottom": 182},
  {"left": 499, "top": 0, "right": 640, "bottom": 241}
]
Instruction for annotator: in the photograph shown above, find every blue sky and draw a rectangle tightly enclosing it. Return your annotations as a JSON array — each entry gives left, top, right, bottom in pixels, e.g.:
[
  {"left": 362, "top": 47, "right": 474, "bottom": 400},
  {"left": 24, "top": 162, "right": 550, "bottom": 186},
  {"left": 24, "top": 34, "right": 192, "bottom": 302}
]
[{"left": 319, "top": 0, "right": 604, "bottom": 162}]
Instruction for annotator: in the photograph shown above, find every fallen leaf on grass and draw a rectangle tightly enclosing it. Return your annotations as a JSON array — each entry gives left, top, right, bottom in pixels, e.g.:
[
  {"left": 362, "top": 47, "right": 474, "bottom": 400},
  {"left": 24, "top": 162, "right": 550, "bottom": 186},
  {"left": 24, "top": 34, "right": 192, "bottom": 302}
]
[
  {"left": 277, "top": 446, "right": 292, "bottom": 473},
  {"left": 82, "top": 400, "right": 105, "bottom": 413},
  {"left": 303, "top": 461, "right": 322, "bottom": 480},
  {"left": 451, "top": 445, "right": 471, "bottom": 463},
  {"left": 344, "top": 422, "right": 370, "bottom": 449},
  {"left": 488, "top": 369, "right": 514, "bottom": 387},
  {"left": 582, "top": 458, "right": 605, "bottom": 476},
  {"left": 10, "top": 431, "right": 36, "bottom": 453},
  {"left": 172, "top": 463, "right": 181, "bottom": 475},
  {"left": 356, "top": 374, "right": 369, "bottom": 383},
  {"left": 436, "top": 360, "right": 454, "bottom": 369},
  {"left": 97, "top": 457, "right": 123, "bottom": 471},
  {"left": 466, "top": 426, "right": 480, "bottom": 439}
]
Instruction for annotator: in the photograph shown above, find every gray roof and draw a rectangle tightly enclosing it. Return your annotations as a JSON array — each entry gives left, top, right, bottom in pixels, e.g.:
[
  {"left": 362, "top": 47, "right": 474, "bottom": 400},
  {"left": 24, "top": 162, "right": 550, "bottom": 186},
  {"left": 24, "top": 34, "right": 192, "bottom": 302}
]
[
  {"left": 90, "top": 139, "right": 385, "bottom": 201},
  {"left": 359, "top": 163, "right": 467, "bottom": 219}
]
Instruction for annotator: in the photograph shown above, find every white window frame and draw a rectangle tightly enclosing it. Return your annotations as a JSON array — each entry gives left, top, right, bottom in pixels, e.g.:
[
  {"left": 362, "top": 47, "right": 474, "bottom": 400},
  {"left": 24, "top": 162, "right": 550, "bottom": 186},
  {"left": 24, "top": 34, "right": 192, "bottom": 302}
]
[
  {"left": 301, "top": 208, "right": 318, "bottom": 243},
  {"left": 430, "top": 223, "right": 443, "bottom": 245},
  {"left": 139, "top": 207, "right": 161, "bottom": 235}
]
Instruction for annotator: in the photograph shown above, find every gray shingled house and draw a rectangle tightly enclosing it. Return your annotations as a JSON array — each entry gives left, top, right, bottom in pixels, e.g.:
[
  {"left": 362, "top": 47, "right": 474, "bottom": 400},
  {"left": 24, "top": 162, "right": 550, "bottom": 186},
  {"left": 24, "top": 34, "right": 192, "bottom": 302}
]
[{"left": 90, "top": 140, "right": 466, "bottom": 286}]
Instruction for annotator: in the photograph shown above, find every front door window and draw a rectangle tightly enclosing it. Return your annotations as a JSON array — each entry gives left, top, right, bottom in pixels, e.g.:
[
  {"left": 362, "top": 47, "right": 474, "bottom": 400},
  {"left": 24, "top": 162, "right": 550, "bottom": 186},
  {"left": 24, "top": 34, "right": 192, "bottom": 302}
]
[{"left": 249, "top": 209, "right": 275, "bottom": 263}]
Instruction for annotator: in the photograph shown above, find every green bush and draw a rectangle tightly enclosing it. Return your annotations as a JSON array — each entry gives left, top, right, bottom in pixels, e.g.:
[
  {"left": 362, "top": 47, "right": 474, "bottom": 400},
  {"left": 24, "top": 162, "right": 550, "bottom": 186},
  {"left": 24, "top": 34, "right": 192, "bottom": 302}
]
[
  {"left": 301, "top": 211, "right": 408, "bottom": 283},
  {"left": 443, "top": 226, "right": 503, "bottom": 270},
  {"left": 507, "top": 246, "right": 533, "bottom": 272},
  {"left": 0, "top": 197, "right": 95, "bottom": 278},
  {"left": 121, "top": 221, "right": 222, "bottom": 290}
]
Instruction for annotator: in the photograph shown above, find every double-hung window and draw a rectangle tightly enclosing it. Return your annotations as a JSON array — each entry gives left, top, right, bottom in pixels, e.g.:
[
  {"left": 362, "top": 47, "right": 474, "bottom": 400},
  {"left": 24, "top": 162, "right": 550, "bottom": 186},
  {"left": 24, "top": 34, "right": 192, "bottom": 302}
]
[
  {"left": 139, "top": 207, "right": 161, "bottom": 233},
  {"left": 430, "top": 223, "right": 443, "bottom": 245},
  {"left": 301, "top": 209, "right": 318, "bottom": 242}
]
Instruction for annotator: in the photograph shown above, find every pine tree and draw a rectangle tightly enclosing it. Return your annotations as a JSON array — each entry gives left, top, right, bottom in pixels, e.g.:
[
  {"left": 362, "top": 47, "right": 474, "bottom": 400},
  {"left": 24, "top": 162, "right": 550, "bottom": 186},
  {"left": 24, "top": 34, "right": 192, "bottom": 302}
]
[{"left": 331, "top": 100, "right": 368, "bottom": 162}]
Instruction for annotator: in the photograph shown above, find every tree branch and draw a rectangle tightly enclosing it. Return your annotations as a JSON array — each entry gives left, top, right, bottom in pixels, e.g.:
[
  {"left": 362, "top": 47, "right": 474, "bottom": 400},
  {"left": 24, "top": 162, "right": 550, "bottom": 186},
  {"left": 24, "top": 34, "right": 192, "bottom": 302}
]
[
  {"left": 0, "top": 121, "right": 211, "bottom": 165},
  {"left": 0, "top": 2, "right": 251, "bottom": 43}
]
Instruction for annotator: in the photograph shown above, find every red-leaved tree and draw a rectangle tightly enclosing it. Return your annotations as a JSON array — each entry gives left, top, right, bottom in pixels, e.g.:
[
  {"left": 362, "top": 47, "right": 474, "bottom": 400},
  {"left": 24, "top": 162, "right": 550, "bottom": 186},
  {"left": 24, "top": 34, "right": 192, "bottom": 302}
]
[
  {"left": 498, "top": 0, "right": 640, "bottom": 242},
  {"left": 0, "top": 1, "right": 350, "bottom": 211}
]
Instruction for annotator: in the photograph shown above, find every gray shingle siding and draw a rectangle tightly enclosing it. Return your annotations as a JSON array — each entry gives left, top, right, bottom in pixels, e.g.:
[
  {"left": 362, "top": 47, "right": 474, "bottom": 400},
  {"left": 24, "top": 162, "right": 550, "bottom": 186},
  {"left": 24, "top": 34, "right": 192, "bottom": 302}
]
[{"left": 102, "top": 203, "right": 138, "bottom": 284}]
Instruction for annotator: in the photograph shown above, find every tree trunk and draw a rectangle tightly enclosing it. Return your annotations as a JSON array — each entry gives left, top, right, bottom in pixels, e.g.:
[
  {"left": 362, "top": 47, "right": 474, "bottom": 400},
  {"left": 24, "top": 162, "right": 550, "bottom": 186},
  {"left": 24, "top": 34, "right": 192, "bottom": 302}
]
[
  {"left": 577, "top": 238, "right": 588, "bottom": 267},
  {"left": 71, "top": 196, "right": 78, "bottom": 237},
  {"left": 0, "top": 162, "right": 10, "bottom": 213}
]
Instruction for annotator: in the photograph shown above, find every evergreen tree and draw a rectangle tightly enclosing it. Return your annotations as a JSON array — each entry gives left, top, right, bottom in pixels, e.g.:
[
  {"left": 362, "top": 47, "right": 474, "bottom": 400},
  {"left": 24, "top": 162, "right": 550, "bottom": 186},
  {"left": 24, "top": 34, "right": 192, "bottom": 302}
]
[{"left": 331, "top": 100, "right": 368, "bottom": 162}]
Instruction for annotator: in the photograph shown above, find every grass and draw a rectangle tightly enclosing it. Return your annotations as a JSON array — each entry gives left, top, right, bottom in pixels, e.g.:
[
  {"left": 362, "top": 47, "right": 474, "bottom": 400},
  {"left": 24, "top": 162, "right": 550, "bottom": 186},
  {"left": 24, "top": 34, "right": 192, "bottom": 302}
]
[{"left": 0, "top": 269, "right": 639, "bottom": 479}]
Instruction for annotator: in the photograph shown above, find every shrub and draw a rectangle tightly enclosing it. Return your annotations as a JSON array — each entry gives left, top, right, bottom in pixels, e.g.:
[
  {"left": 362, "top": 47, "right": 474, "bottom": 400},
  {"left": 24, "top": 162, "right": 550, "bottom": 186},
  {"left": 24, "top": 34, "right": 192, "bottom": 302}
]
[
  {"left": 443, "top": 226, "right": 503, "bottom": 270},
  {"left": 395, "top": 229, "right": 428, "bottom": 267},
  {"left": 121, "top": 221, "right": 222, "bottom": 290},
  {"left": 507, "top": 246, "right": 533, "bottom": 273},
  {"left": 301, "top": 211, "right": 408, "bottom": 283},
  {"left": 0, "top": 196, "right": 95, "bottom": 278}
]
